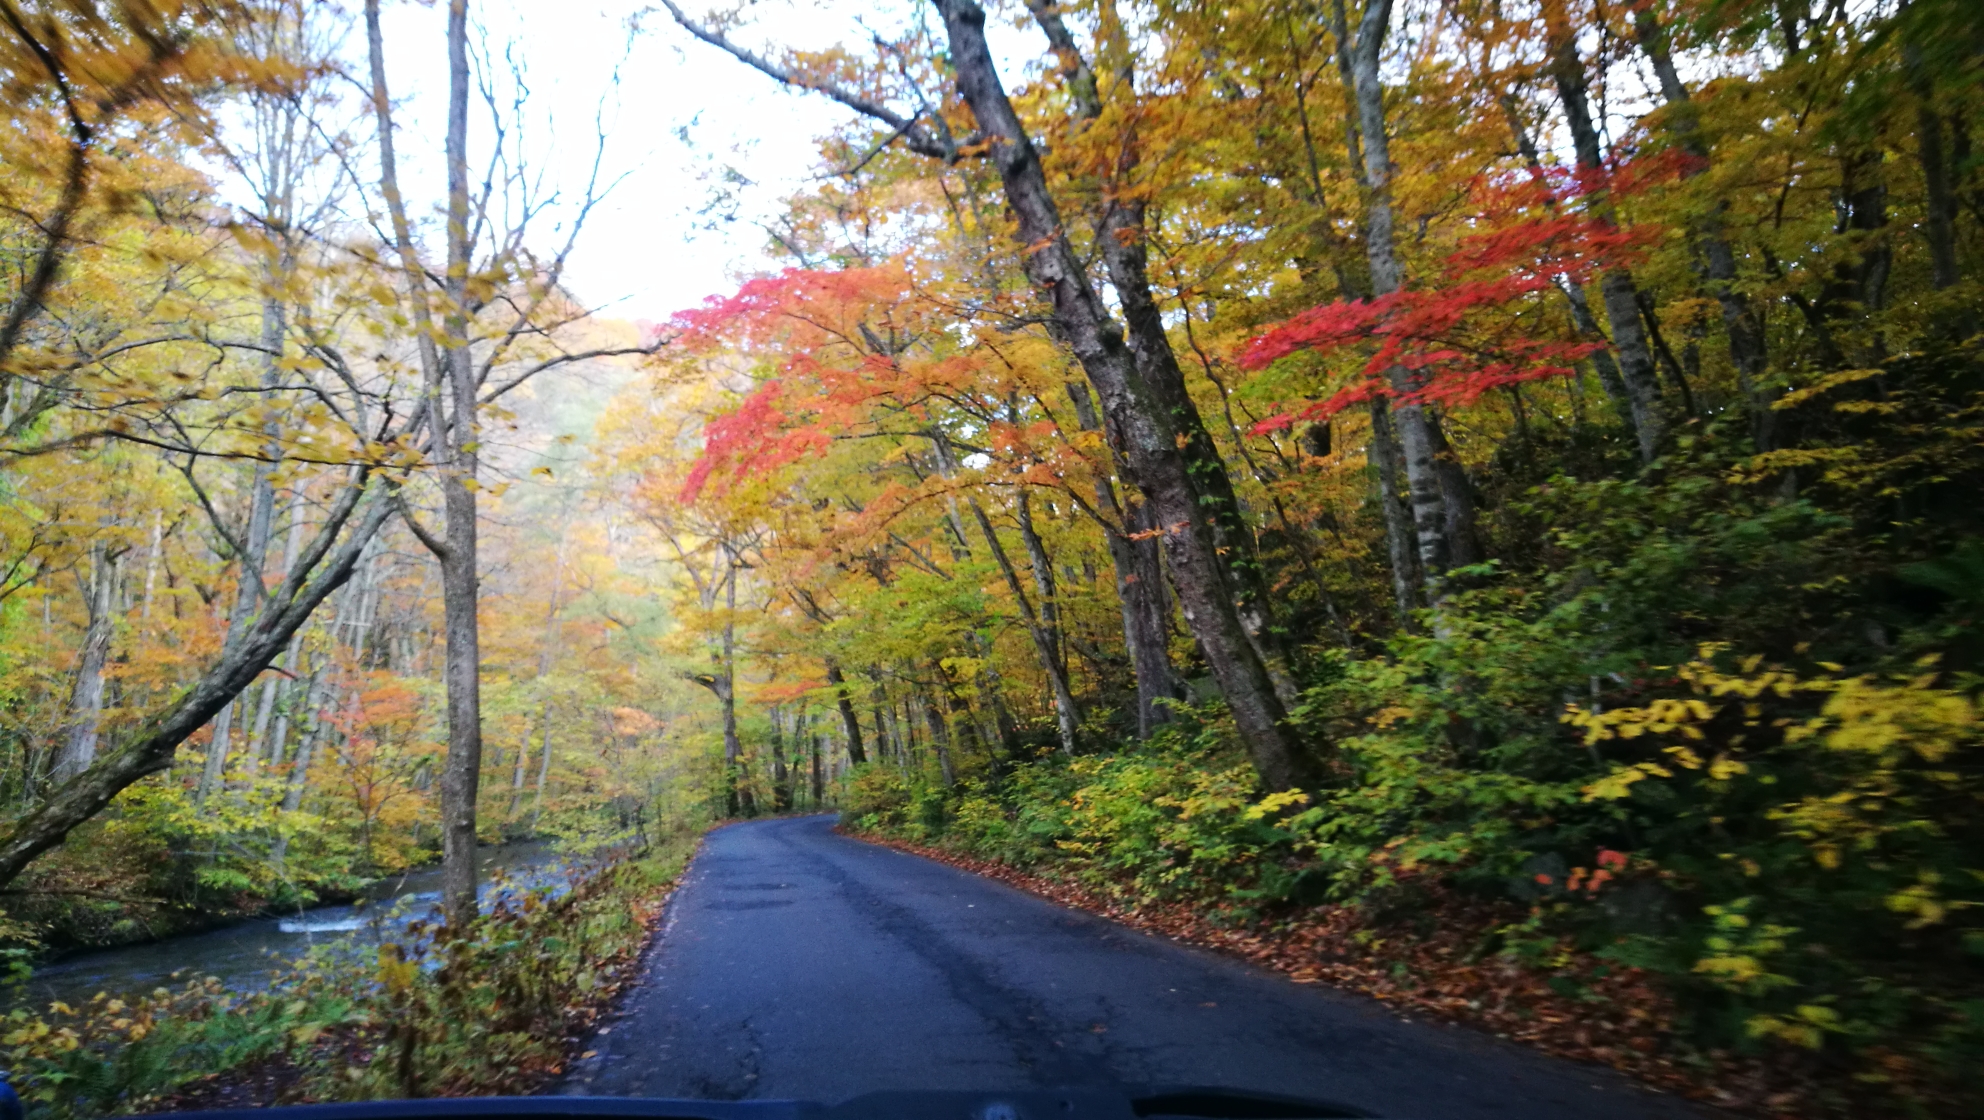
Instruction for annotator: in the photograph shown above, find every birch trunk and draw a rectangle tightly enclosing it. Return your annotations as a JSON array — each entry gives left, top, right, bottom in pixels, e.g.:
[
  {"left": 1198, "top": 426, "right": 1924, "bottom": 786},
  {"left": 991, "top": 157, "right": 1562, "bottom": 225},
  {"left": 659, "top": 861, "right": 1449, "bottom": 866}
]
[
  {"left": 51, "top": 544, "right": 117, "bottom": 784},
  {"left": 510, "top": 530, "right": 568, "bottom": 820},
  {"left": 531, "top": 702, "right": 555, "bottom": 824},
  {"left": 1546, "top": 20, "right": 1663, "bottom": 465},
  {"left": 198, "top": 451, "right": 279, "bottom": 802},
  {"left": 1344, "top": 0, "right": 1469, "bottom": 600},
  {"left": 140, "top": 512, "right": 161, "bottom": 625},
  {"left": 272, "top": 552, "right": 371, "bottom": 869},
  {"left": 245, "top": 495, "right": 306, "bottom": 779},
  {"left": 266, "top": 630, "right": 305, "bottom": 770},
  {"left": 1366, "top": 399, "right": 1418, "bottom": 624}
]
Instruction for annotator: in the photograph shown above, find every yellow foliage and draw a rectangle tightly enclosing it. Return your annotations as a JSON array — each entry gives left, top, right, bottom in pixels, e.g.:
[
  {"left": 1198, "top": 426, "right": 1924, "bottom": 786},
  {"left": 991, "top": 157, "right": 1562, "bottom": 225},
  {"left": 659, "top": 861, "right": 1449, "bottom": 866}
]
[
  {"left": 1569, "top": 648, "right": 1978, "bottom": 892},
  {"left": 1748, "top": 1003, "right": 1845, "bottom": 1050}
]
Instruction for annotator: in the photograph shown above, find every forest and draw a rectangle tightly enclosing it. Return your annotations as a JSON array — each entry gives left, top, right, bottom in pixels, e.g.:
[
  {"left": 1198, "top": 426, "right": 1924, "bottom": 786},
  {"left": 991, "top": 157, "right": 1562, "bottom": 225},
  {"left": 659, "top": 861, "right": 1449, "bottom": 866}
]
[{"left": 0, "top": 0, "right": 1979, "bottom": 1116}]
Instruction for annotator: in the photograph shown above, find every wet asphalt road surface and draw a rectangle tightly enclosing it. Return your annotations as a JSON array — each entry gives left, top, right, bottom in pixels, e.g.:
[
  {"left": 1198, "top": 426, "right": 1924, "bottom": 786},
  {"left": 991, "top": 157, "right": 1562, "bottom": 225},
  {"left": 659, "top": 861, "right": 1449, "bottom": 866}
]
[{"left": 556, "top": 815, "right": 1704, "bottom": 1119}]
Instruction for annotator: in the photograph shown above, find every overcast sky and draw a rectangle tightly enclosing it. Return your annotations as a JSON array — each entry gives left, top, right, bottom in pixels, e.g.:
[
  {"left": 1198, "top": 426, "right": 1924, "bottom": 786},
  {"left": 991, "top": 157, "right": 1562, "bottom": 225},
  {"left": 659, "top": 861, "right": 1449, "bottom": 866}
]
[
  {"left": 353, "top": 0, "right": 1016, "bottom": 326},
  {"left": 317, "top": 1, "right": 1647, "bottom": 327}
]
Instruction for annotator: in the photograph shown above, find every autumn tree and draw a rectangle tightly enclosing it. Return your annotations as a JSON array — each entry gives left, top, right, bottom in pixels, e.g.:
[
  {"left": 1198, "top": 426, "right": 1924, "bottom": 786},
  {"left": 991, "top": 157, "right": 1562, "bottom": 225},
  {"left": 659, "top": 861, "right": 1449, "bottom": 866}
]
[{"left": 662, "top": 0, "right": 1322, "bottom": 790}]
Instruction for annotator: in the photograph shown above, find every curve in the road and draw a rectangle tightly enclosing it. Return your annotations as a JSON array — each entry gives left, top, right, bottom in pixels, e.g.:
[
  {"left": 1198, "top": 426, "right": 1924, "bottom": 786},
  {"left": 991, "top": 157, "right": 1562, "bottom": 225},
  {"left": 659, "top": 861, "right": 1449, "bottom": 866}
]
[{"left": 557, "top": 815, "right": 1704, "bottom": 1120}]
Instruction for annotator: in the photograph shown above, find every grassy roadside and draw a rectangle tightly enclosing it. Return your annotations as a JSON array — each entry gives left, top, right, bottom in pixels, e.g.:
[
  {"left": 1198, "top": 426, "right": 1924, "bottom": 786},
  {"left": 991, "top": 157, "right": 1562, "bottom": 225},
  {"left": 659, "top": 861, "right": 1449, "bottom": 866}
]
[{"left": 1, "top": 830, "right": 702, "bottom": 1118}]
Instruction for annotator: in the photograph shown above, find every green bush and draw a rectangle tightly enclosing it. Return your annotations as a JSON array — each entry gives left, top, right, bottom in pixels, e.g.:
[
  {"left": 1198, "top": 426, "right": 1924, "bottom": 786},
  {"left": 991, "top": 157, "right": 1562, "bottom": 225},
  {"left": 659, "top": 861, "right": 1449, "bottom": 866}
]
[{"left": 849, "top": 449, "right": 1984, "bottom": 1110}]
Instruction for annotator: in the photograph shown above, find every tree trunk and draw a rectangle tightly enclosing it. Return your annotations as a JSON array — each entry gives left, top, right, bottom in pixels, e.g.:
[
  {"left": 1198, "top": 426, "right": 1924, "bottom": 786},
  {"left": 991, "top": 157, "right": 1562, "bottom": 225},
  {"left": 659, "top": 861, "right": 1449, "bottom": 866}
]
[
  {"left": 1499, "top": 92, "right": 1641, "bottom": 433},
  {"left": 1066, "top": 381, "right": 1177, "bottom": 737},
  {"left": 511, "top": 530, "right": 569, "bottom": 821},
  {"left": 52, "top": 544, "right": 117, "bottom": 784},
  {"left": 273, "top": 542, "right": 376, "bottom": 871},
  {"left": 926, "top": 426, "right": 1083, "bottom": 754},
  {"left": 1095, "top": 196, "right": 1299, "bottom": 704},
  {"left": 871, "top": 675, "right": 897, "bottom": 770},
  {"left": 1907, "top": 50, "right": 1972, "bottom": 339},
  {"left": 966, "top": 629, "right": 1023, "bottom": 758},
  {"left": 362, "top": 0, "right": 484, "bottom": 923},
  {"left": 428, "top": 0, "right": 484, "bottom": 930},
  {"left": 922, "top": 683, "right": 958, "bottom": 787},
  {"left": 1834, "top": 155, "right": 1892, "bottom": 326},
  {"left": 966, "top": 494, "right": 1082, "bottom": 755},
  {"left": 1426, "top": 412, "right": 1482, "bottom": 567},
  {"left": 1911, "top": 101, "right": 1959, "bottom": 294},
  {"left": 1116, "top": 497, "right": 1178, "bottom": 734},
  {"left": 140, "top": 512, "right": 162, "bottom": 625},
  {"left": 1344, "top": 0, "right": 1473, "bottom": 602},
  {"left": 1566, "top": 283, "right": 1636, "bottom": 428},
  {"left": 1366, "top": 399, "right": 1418, "bottom": 625},
  {"left": 824, "top": 658, "right": 867, "bottom": 764},
  {"left": 269, "top": 667, "right": 323, "bottom": 874},
  {"left": 1013, "top": 490, "right": 1063, "bottom": 673},
  {"left": 245, "top": 495, "right": 306, "bottom": 780},
  {"left": 266, "top": 630, "right": 305, "bottom": 770},
  {"left": 810, "top": 734, "right": 823, "bottom": 806},
  {"left": 199, "top": 457, "right": 279, "bottom": 803},
  {"left": 1025, "top": 1, "right": 1298, "bottom": 703},
  {"left": 1914, "top": 97, "right": 1961, "bottom": 293},
  {"left": 714, "top": 567, "right": 750, "bottom": 816},
  {"left": 933, "top": 0, "right": 1316, "bottom": 791},
  {"left": 532, "top": 702, "right": 555, "bottom": 824},
  {"left": 1547, "top": 14, "right": 1663, "bottom": 465},
  {"left": 1632, "top": 9, "right": 1773, "bottom": 446},
  {"left": 770, "top": 705, "right": 793, "bottom": 811},
  {"left": 284, "top": 661, "right": 334, "bottom": 818}
]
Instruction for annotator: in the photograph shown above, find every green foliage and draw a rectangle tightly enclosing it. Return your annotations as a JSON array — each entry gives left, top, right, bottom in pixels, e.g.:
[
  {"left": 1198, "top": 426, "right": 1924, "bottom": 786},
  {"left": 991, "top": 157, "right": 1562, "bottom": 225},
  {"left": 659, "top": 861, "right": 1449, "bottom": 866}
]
[
  {"left": 334, "top": 849, "right": 685, "bottom": 1099},
  {"left": 856, "top": 397, "right": 1984, "bottom": 1110},
  {"left": 2, "top": 979, "right": 343, "bottom": 1119},
  {"left": 0, "top": 834, "right": 697, "bottom": 1118}
]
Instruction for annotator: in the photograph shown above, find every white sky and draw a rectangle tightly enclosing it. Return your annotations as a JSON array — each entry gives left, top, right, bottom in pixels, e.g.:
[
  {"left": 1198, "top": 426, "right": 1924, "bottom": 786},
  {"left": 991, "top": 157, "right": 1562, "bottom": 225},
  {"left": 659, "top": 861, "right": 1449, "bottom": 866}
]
[
  {"left": 322, "top": 0, "right": 1652, "bottom": 326},
  {"left": 365, "top": 0, "right": 827, "bottom": 324},
  {"left": 354, "top": 0, "right": 997, "bottom": 325},
  {"left": 353, "top": 0, "right": 1055, "bottom": 325}
]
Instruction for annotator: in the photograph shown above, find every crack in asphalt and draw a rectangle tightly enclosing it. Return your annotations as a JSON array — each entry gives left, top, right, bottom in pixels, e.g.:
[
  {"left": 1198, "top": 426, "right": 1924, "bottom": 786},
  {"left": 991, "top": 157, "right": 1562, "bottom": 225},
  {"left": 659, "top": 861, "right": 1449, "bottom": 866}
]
[
  {"left": 554, "top": 816, "right": 1709, "bottom": 1120},
  {"left": 768, "top": 823, "right": 1116, "bottom": 1088}
]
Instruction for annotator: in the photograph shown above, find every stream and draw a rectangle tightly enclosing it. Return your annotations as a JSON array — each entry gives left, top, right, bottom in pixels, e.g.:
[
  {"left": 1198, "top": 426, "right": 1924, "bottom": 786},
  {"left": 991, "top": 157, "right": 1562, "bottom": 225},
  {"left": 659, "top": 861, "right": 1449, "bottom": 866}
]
[{"left": 9, "top": 843, "right": 585, "bottom": 1012}]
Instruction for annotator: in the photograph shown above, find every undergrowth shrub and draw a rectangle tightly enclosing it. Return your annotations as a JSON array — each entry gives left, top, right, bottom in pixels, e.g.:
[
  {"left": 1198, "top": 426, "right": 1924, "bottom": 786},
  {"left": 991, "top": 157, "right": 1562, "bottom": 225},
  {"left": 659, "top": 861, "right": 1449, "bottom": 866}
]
[
  {"left": 1, "top": 833, "right": 697, "bottom": 1118},
  {"left": 851, "top": 440, "right": 1984, "bottom": 1113}
]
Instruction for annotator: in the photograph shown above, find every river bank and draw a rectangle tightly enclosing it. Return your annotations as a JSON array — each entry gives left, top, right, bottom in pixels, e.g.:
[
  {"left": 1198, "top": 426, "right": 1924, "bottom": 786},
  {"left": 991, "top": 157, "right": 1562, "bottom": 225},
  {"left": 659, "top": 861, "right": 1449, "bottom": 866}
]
[
  {"left": 3, "top": 833, "right": 699, "bottom": 1118},
  {"left": 7, "top": 843, "right": 569, "bottom": 1013}
]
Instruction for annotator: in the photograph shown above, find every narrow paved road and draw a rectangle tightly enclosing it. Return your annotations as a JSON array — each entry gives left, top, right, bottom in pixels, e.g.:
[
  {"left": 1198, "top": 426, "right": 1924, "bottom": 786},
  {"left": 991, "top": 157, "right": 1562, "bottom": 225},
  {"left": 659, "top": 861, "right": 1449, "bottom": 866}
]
[{"left": 558, "top": 816, "right": 1702, "bottom": 1119}]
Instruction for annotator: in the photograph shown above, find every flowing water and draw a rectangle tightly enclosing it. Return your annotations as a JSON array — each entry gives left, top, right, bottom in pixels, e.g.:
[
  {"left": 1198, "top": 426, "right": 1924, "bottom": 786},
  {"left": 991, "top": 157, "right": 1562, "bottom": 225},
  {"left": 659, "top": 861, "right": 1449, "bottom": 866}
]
[{"left": 9, "top": 844, "right": 584, "bottom": 1012}]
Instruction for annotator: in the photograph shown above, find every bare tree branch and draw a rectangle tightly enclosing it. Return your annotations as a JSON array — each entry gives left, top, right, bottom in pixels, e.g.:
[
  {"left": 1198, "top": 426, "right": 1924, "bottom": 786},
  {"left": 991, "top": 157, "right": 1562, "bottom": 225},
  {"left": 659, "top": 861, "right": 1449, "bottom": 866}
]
[{"left": 657, "top": 0, "right": 963, "bottom": 161}]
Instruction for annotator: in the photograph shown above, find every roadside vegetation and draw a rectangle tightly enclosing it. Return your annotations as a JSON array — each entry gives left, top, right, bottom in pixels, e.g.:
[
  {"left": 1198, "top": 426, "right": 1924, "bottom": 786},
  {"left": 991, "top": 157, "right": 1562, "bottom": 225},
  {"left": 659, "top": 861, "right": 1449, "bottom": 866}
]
[{"left": 1, "top": 831, "right": 698, "bottom": 1118}]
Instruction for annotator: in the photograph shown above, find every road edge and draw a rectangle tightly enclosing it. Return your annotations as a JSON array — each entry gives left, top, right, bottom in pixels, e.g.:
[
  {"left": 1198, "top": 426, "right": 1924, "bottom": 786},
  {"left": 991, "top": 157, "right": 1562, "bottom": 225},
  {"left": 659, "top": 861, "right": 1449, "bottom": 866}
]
[{"left": 840, "top": 828, "right": 1773, "bottom": 1119}]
